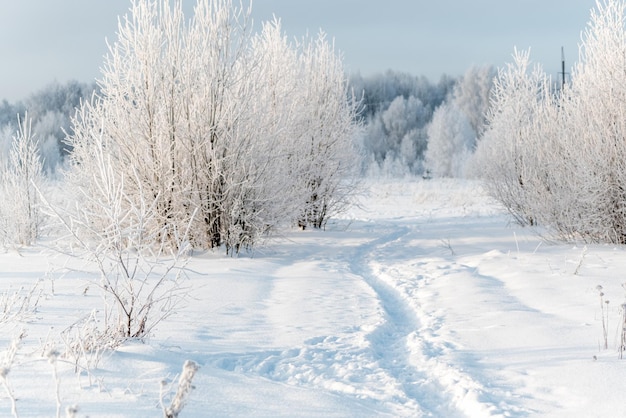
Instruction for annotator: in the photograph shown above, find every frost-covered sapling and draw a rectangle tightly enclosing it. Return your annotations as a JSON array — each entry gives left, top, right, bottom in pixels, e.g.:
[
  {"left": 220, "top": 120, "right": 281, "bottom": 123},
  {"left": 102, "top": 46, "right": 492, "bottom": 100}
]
[
  {"left": 574, "top": 247, "right": 588, "bottom": 275},
  {"left": 440, "top": 238, "right": 456, "bottom": 255},
  {"left": 41, "top": 132, "right": 191, "bottom": 347}
]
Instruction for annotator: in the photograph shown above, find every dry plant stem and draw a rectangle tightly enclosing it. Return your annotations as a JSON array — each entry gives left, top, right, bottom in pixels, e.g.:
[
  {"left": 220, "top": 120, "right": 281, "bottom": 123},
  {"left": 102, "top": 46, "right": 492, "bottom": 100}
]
[
  {"left": 159, "top": 378, "right": 171, "bottom": 415},
  {"left": 0, "top": 376, "right": 17, "bottom": 418},
  {"left": 620, "top": 303, "right": 626, "bottom": 359},
  {"left": 574, "top": 246, "right": 587, "bottom": 275},
  {"left": 163, "top": 360, "right": 199, "bottom": 418},
  {"left": 602, "top": 296, "right": 609, "bottom": 350},
  {"left": 600, "top": 294, "right": 609, "bottom": 350},
  {"left": 47, "top": 349, "right": 61, "bottom": 418},
  {"left": 440, "top": 239, "right": 455, "bottom": 255},
  {"left": 597, "top": 285, "right": 609, "bottom": 350}
]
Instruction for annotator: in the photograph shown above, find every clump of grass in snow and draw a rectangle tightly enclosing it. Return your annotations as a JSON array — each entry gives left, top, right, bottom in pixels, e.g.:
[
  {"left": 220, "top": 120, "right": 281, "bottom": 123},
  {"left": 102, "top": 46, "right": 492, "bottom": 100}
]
[
  {"left": 619, "top": 282, "right": 626, "bottom": 359},
  {"left": 594, "top": 284, "right": 626, "bottom": 359},
  {"left": 0, "top": 281, "right": 42, "bottom": 325},
  {"left": 0, "top": 331, "right": 26, "bottom": 418}
]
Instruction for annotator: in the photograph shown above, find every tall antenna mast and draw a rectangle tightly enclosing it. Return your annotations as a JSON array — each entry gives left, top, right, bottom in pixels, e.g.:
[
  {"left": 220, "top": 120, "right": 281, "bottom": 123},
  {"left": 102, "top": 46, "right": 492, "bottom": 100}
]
[{"left": 559, "top": 47, "right": 567, "bottom": 89}]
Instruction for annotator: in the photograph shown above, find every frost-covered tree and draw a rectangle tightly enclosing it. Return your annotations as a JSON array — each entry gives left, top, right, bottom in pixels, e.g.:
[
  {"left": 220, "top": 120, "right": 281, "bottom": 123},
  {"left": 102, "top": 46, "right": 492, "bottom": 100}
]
[
  {"left": 69, "top": 0, "right": 261, "bottom": 252},
  {"left": 0, "top": 100, "right": 24, "bottom": 128},
  {"left": 0, "top": 124, "right": 13, "bottom": 162},
  {"left": 424, "top": 102, "right": 475, "bottom": 178},
  {"left": 422, "top": 65, "right": 494, "bottom": 179},
  {"left": 361, "top": 116, "right": 387, "bottom": 167},
  {"left": 0, "top": 102, "right": 25, "bottom": 165}
]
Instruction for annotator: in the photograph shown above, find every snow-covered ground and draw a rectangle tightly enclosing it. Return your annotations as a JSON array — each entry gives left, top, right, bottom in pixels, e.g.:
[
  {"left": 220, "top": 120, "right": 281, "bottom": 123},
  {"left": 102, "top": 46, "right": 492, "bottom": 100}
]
[{"left": 1, "top": 178, "right": 625, "bottom": 417}]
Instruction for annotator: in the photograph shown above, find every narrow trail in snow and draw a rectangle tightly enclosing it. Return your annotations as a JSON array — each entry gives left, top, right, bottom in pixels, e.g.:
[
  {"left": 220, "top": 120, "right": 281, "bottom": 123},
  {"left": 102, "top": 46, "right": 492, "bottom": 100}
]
[
  {"left": 349, "top": 224, "right": 464, "bottom": 417},
  {"left": 350, "top": 220, "right": 512, "bottom": 417}
]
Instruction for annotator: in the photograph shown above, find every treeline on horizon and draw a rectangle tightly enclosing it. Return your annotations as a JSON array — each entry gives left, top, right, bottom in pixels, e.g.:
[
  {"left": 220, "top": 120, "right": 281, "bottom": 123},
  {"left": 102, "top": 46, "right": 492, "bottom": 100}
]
[{"left": 0, "top": 66, "right": 496, "bottom": 178}]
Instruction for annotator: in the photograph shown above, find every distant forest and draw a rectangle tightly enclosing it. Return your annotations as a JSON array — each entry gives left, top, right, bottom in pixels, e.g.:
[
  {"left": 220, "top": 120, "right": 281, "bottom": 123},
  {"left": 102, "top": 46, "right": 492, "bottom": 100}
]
[
  {"left": 351, "top": 66, "right": 494, "bottom": 177},
  {"left": 0, "top": 66, "right": 495, "bottom": 177},
  {"left": 0, "top": 80, "right": 96, "bottom": 174}
]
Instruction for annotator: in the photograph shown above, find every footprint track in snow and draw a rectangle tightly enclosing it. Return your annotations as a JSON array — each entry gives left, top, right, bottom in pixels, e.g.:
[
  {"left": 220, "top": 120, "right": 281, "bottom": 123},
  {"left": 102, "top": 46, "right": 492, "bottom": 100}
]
[{"left": 350, "top": 222, "right": 510, "bottom": 417}]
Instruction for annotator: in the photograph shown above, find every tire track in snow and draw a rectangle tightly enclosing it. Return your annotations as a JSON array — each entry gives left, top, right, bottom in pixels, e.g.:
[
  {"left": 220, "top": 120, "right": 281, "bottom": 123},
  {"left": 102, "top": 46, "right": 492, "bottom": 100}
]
[{"left": 350, "top": 222, "right": 508, "bottom": 417}]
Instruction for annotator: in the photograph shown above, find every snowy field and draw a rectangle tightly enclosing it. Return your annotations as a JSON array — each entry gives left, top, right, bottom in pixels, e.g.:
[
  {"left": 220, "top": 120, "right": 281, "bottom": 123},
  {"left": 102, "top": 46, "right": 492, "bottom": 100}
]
[{"left": 1, "top": 178, "right": 625, "bottom": 417}]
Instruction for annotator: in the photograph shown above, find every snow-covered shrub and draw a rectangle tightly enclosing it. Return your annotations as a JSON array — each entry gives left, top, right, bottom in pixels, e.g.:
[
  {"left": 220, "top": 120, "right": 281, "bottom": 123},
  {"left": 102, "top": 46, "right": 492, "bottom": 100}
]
[
  {"left": 555, "top": 0, "right": 626, "bottom": 243},
  {"left": 0, "top": 331, "right": 25, "bottom": 418},
  {"left": 59, "top": 310, "right": 112, "bottom": 380},
  {"left": 292, "top": 30, "right": 362, "bottom": 229},
  {"left": 67, "top": 0, "right": 360, "bottom": 253},
  {"left": 471, "top": 49, "right": 553, "bottom": 226},
  {"left": 472, "top": 0, "right": 626, "bottom": 244},
  {"left": 473, "top": 0, "right": 626, "bottom": 244},
  {"left": 0, "top": 282, "right": 41, "bottom": 325}
]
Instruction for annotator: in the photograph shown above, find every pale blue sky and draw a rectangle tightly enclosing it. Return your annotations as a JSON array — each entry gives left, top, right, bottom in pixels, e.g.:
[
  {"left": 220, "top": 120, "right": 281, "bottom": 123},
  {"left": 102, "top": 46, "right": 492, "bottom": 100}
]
[{"left": 0, "top": 0, "right": 596, "bottom": 101}]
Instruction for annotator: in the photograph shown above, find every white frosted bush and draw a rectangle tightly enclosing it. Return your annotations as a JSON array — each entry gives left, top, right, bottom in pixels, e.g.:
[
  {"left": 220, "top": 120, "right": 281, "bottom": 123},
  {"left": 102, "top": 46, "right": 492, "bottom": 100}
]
[{"left": 0, "top": 114, "right": 44, "bottom": 249}]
